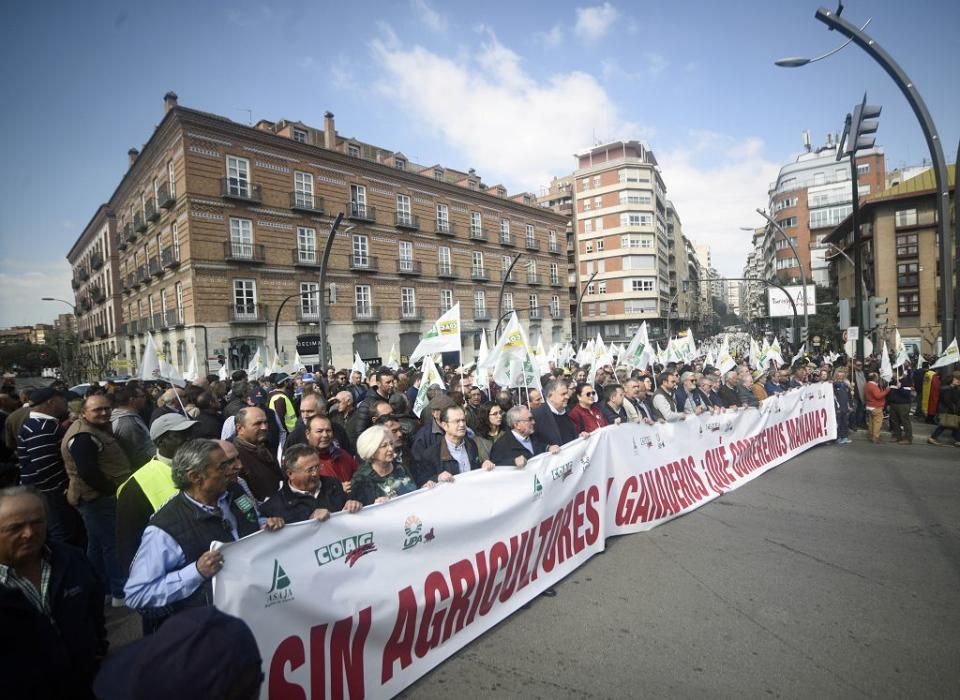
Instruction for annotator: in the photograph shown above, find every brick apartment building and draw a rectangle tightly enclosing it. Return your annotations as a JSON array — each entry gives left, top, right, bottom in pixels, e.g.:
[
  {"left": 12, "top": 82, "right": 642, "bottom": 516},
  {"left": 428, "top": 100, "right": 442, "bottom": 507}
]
[{"left": 68, "top": 93, "right": 568, "bottom": 374}]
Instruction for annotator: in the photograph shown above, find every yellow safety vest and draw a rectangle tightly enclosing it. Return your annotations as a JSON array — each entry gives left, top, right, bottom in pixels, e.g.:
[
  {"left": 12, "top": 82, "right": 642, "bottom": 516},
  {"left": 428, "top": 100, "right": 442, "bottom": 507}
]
[
  {"left": 270, "top": 392, "right": 297, "bottom": 432},
  {"left": 116, "top": 458, "right": 177, "bottom": 512}
]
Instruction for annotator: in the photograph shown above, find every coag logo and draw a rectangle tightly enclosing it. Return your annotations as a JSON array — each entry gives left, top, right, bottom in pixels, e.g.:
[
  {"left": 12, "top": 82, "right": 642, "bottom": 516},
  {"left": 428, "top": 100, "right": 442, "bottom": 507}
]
[
  {"left": 402, "top": 515, "right": 435, "bottom": 551},
  {"left": 551, "top": 461, "right": 574, "bottom": 481},
  {"left": 314, "top": 532, "right": 376, "bottom": 567},
  {"left": 265, "top": 559, "right": 294, "bottom": 608}
]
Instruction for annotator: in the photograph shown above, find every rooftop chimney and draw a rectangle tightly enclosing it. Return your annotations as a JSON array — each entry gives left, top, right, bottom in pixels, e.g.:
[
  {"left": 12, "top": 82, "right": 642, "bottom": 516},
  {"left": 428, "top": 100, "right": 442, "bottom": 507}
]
[
  {"left": 128, "top": 148, "right": 139, "bottom": 168},
  {"left": 163, "top": 91, "right": 178, "bottom": 113},
  {"left": 323, "top": 111, "right": 336, "bottom": 149}
]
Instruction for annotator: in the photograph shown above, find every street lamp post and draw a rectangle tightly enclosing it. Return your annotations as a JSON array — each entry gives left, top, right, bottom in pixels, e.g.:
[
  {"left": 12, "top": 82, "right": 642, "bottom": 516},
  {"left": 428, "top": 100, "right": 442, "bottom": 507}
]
[
  {"left": 665, "top": 280, "right": 690, "bottom": 341},
  {"left": 575, "top": 270, "right": 599, "bottom": 347},
  {"left": 750, "top": 211, "right": 809, "bottom": 345},
  {"left": 777, "top": 5, "right": 955, "bottom": 352},
  {"left": 42, "top": 297, "right": 82, "bottom": 384},
  {"left": 495, "top": 253, "right": 523, "bottom": 341}
]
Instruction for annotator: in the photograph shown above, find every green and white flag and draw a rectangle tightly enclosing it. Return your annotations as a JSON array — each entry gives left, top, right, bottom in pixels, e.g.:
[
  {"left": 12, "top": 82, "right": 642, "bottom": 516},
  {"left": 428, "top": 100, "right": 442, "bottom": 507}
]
[
  {"left": 409, "top": 304, "right": 461, "bottom": 364},
  {"left": 931, "top": 337, "right": 958, "bottom": 369},
  {"left": 623, "top": 321, "right": 652, "bottom": 369},
  {"left": 413, "top": 355, "right": 445, "bottom": 417}
]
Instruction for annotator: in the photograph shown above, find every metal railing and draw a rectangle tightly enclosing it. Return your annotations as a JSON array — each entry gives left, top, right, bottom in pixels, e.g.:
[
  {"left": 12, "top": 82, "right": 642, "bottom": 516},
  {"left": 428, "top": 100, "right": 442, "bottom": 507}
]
[
  {"left": 222, "top": 178, "right": 262, "bottom": 203},
  {"left": 396, "top": 259, "right": 422, "bottom": 274},
  {"left": 224, "top": 241, "right": 266, "bottom": 263},
  {"left": 290, "top": 192, "right": 324, "bottom": 213}
]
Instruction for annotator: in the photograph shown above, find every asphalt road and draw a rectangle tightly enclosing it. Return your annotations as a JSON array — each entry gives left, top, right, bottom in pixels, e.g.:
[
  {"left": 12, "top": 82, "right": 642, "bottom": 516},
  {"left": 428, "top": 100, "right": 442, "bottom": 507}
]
[{"left": 399, "top": 430, "right": 960, "bottom": 699}]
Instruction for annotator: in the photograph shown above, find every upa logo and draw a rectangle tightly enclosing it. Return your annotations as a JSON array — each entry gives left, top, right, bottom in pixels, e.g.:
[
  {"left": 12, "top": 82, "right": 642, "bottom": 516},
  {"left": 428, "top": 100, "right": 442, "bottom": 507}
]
[
  {"left": 402, "top": 515, "right": 435, "bottom": 550},
  {"left": 265, "top": 559, "right": 294, "bottom": 608},
  {"left": 579, "top": 453, "right": 591, "bottom": 472},
  {"left": 314, "top": 532, "right": 376, "bottom": 568}
]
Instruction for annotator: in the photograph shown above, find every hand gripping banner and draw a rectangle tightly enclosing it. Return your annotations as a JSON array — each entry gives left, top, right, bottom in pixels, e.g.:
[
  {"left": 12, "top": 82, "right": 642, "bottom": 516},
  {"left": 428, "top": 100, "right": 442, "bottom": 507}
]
[{"left": 213, "top": 387, "right": 836, "bottom": 699}]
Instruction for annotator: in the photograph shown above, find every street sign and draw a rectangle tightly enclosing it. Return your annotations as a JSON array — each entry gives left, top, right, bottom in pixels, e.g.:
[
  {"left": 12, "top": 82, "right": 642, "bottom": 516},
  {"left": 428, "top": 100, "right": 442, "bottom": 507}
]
[
  {"left": 847, "top": 326, "right": 859, "bottom": 341},
  {"left": 767, "top": 285, "right": 817, "bottom": 317}
]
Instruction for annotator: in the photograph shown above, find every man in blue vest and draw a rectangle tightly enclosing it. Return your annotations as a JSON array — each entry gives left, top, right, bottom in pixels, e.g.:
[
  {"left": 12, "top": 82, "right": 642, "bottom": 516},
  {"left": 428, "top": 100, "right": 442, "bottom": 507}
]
[{"left": 124, "top": 439, "right": 284, "bottom": 627}]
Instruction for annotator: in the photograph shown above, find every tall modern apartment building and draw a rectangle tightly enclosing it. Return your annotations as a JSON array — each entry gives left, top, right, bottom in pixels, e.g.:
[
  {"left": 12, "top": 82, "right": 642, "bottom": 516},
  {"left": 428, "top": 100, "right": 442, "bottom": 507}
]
[
  {"left": 556, "top": 141, "right": 700, "bottom": 343},
  {"left": 66, "top": 93, "right": 567, "bottom": 375},
  {"left": 766, "top": 132, "right": 885, "bottom": 287}
]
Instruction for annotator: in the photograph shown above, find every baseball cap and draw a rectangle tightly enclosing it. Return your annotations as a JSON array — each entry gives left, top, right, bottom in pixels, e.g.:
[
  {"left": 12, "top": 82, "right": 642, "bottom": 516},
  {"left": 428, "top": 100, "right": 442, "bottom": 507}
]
[
  {"left": 28, "top": 387, "right": 65, "bottom": 405},
  {"left": 301, "top": 372, "right": 315, "bottom": 384},
  {"left": 149, "top": 413, "right": 198, "bottom": 441}
]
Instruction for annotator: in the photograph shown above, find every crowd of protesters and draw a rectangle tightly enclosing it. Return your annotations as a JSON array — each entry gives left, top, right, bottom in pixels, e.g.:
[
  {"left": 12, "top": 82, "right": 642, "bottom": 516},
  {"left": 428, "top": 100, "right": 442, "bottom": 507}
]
[{"left": 0, "top": 349, "right": 957, "bottom": 697}]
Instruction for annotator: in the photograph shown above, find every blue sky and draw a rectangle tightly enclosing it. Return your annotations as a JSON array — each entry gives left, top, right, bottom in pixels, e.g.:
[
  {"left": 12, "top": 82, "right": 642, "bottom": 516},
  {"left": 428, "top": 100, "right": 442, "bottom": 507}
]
[{"left": 1, "top": 0, "right": 957, "bottom": 326}]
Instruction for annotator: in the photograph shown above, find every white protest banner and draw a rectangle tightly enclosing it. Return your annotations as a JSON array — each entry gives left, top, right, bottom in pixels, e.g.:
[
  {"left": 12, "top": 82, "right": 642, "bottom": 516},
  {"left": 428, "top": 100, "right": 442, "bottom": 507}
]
[{"left": 214, "top": 388, "right": 836, "bottom": 699}]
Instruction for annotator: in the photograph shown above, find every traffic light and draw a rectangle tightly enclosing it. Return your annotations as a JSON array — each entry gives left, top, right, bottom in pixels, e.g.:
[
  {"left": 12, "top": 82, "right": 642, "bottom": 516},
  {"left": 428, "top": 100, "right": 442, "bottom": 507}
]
[
  {"left": 866, "top": 296, "right": 889, "bottom": 330},
  {"left": 850, "top": 94, "right": 882, "bottom": 152},
  {"left": 837, "top": 299, "right": 851, "bottom": 330},
  {"left": 800, "top": 326, "right": 808, "bottom": 343}
]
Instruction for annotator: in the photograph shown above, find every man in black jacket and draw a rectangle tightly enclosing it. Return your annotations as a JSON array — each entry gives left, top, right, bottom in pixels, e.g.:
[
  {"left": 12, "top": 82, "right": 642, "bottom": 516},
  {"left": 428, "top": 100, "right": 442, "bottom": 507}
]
[
  {"left": 259, "top": 445, "right": 362, "bottom": 523},
  {"left": 0, "top": 485, "right": 107, "bottom": 699},
  {"left": 532, "top": 378, "right": 580, "bottom": 447},
  {"left": 717, "top": 370, "right": 742, "bottom": 409},
  {"left": 347, "top": 368, "right": 396, "bottom": 442},
  {"left": 491, "top": 405, "right": 558, "bottom": 467},
  {"left": 416, "top": 406, "right": 493, "bottom": 485}
]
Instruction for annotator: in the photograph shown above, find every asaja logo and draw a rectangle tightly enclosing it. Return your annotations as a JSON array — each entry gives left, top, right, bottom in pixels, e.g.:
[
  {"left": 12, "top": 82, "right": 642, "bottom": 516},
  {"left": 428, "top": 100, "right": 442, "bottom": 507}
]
[
  {"left": 402, "top": 515, "right": 435, "bottom": 550},
  {"left": 265, "top": 559, "right": 294, "bottom": 608},
  {"left": 533, "top": 475, "right": 543, "bottom": 499}
]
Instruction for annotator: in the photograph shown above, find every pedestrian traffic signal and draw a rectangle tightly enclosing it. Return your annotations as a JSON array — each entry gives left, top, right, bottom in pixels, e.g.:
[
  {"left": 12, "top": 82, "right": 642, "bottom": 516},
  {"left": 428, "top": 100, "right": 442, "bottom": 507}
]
[
  {"left": 800, "top": 326, "right": 808, "bottom": 343},
  {"left": 837, "top": 299, "right": 850, "bottom": 330}
]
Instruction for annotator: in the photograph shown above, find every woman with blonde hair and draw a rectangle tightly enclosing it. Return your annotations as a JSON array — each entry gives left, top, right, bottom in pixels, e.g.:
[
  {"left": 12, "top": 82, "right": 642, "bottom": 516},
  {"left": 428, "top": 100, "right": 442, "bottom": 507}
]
[{"left": 351, "top": 425, "right": 420, "bottom": 505}]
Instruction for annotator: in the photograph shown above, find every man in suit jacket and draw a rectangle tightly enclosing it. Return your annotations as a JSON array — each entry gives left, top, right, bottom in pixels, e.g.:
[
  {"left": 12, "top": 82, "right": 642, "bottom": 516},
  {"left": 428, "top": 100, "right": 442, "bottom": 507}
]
[
  {"left": 531, "top": 378, "right": 580, "bottom": 447},
  {"left": 491, "top": 406, "right": 559, "bottom": 467}
]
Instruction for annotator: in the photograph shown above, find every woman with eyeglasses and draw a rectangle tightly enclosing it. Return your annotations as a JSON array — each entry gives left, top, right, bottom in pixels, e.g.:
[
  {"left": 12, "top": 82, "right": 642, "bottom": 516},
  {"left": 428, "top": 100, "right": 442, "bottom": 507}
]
[
  {"left": 472, "top": 402, "right": 505, "bottom": 464},
  {"left": 568, "top": 382, "right": 608, "bottom": 435},
  {"left": 350, "top": 425, "right": 420, "bottom": 506}
]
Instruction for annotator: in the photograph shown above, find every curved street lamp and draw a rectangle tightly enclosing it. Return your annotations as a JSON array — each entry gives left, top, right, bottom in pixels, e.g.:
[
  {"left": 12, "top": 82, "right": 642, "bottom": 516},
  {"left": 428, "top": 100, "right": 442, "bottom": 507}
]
[
  {"left": 775, "top": 5, "right": 955, "bottom": 352},
  {"left": 774, "top": 17, "right": 872, "bottom": 67}
]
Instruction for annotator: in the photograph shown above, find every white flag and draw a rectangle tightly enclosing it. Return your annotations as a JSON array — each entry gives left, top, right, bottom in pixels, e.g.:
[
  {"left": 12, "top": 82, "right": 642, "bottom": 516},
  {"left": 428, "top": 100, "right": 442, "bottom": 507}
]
[
  {"left": 412, "top": 355, "right": 445, "bottom": 417},
  {"left": 931, "top": 338, "right": 958, "bottom": 369},
  {"left": 879, "top": 340, "right": 893, "bottom": 381},
  {"left": 623, "top": 321, "right": 652, "bottom": 369},
  {"left": 183, "top": 344, "right": 199, "bottom": 383},
  {"left": 479, "top": 313, "right": 532, "bottom": 386},
  {"left": 385, "top": 344, "right": 401, "bottom": 371},
  {"left": 217, "top": 364, "right": 228, "bottom": 381},
  {"left": 291, "top": 351, "right": 306, "bottom": 373},
  {"left": 139, "top": 332, "right": 184, "bottom": 386},
  {"left": 685, "top": 329, "right": 697, "bottom": 361},
  {"left": 748, "top": 337, "right": 761, "bottom": 370},
  {"left": 351, "top": 352, "right": 366, "bottom": 376},
  {"left": 246, "top": 347, "right": 264, "bottom": 380},
  {"left": 476, "top": 329, "right": 489, "bottom": 367},
  {"left": 409, "top": 304, "right": 461, "bottom": 364},
  {"left": 892, "top": 329, "right": 909, "bottom": 368}
]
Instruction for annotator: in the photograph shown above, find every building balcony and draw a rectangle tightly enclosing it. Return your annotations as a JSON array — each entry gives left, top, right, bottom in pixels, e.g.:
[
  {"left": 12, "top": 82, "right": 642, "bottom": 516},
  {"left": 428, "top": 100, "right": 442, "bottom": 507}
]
[
  {"left": 395, "top": 213, "right": 420, "bottom": 231},
  {"left": 500, "top": 271, "right": 516, "bottom": 284},
  {"left": 529, "top": 308, "right": 543, "bottom": 321},
  {"left": 79, "top": 297, "right": 92, "bottom": 312},
  {"left": 146, "top": 198, "right": 160, "bottom": 223},
  {"left": 153, "top": 313, "right": 165, "bottom": 331},
  {"left": 224, "top": 241, "right": 266, "bottom": 263},
  {"left": 127, "top": 320, "right": 138, "bottom": 336},
  {"left": 161, "top": 246, "right": 181, "bottom": 269},
  {"left": 79, "top": 268, "right": 90, "bottom": 281},
  {"left": 550, "top": 276, "right": 562, "bottom": 287},
  {"left": 292, "top": 248, "right": 321, "bottom": 267},
  {"left": 158, "top": 182, "right": 176, "bottom": 209},
  {"left": 125, "top": 273, "right": 136, "bottom": 291},
  {"left": 399, "top": 306, "right": 423, "bottom": 322},
  {"left": 81, "top": 329, "right": 94, "bottom": 342},
  {"left": 137, "top": 266, "right": 149, "bottom": 284},
  {"left": 435, "top": 221, "right": 456, "bottom": 236},
  {"left": 437, "top": 263, "right": 457, "bottom": 279},
  {"left": 474, "top": 309, "right": 490, "bottom": 321},
  {"left": 348, "top": 255, "right": 378, "bottom": 272},
  {"left": 469, "top": 227, "right": 487, "bottom": 241},
  {"left": 527, "top": 274, "right": 541, "bottom": 286},
  {"left": 290, "top": 192, "right": 324, "bottom": 215},
  {"left": 90, "top": 286, "right": 105, "bottom": 304},
  {"left": 396, "top": 259, "right": 422, "bottom": 275},
  {"left": 118, "top": 323, "right": 127, "bottom": 337},
  {"left": 221, "top": 179, "right": 262, "bottom": 204},
  {"left": 123, "top": 223, "right": 135, "bottom": 242},
  {"left": 347, "top": 202, "right": 376, "bottom": 222},
  {"left": 90, "top": 252, "right": 104, "bottom": 270},
  {"left": 229, "top": 304, "right": 268, "bottom": 324},
  {"left": 71, "top": 278, "right": 81, "bottom": 290},
  {"left": 471, "top": 268, "right": 489, "bottom": 282},
  {"left": 297, "top": 307, "right": 322, "bottom": 323},
  {"left": 550, "top": 307, "right": 564, "bottom": 319},
  {"left": 134, "top": 213, "right": 147, "bottom": 233},
  {"left": 548, "top": 242, "right": 562, "bottom": 254},
  {"left": 353, "top": 307, "right": 381, "bottom": 323},
  {"left": 500, "top": 233, "right": 514, "bottom": 246},
  {"left": 148, "top": 257, "right": 162, "bottom": 277},
  {"left": 118, "top": 237, "right": 128, "bottom": 251},
  {"left": 525, "top": 238, "right": 540, "bottom": 251}
]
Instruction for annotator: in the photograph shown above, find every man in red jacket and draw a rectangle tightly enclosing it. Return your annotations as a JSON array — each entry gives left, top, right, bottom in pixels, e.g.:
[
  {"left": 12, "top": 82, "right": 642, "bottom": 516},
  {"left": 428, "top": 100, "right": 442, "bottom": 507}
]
[{"left": 864, "top": 372, "right": 891, "bottom": 444}]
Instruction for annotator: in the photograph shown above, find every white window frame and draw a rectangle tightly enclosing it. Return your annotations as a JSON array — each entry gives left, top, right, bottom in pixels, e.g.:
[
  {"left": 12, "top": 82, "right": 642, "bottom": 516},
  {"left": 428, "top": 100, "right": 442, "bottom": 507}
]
[
  {"left": 293, "top": 128, "right": 307, "bottom": 143},
  {"left": 503, "top": 291, "right": 514, "bottom": 311},
  {"left": 398, "top": 241, "right": 414, "bottom": 271},
  {"left": 352, "top": 234, "right": 369, "bottom": 266},
  {"left": 400, "top": 288, "right": 416, "bottom": 317},
  {"left": 347, "top": 143, "right": 361, "bottom": 158},
  {"left": 167, "top": 160, "right": 176, "bottom": 197},
  {"left": 396, "top": 194, "right": 412, "bottom": 226},
  {"left": 472, "top": 251, "right": 484, "bottom": 274},
  {"left": 440, "top": 289, "right": 454, "bottom": 313},
  {"left": 297, "top": 227, "right": 317, "bottom": 263},
  {"left": 438, "top": 246, "right": 452, "bottom": 275},
  {"left": 474, "top": 290, "right": 487, "bottom": 316},
  {"left": 436, "top": 203, "right": 450, "bottom": 232},
  {"left": 233, "top": 279, "right": 257, "bottom": 319},
  {"left": 355, "top": 285, "right": 372, "bottom": 317},
  {"left": 294, "top": 171, "right": 315, "bottom": 209},
  {"left": 175, "top": 282, "right": 184, "bottom": 324},
  {"left": 229, "top": 218, "right": 253, "bottom": 258},
  {"left": 470, "top": 211, "right": 482, "bottom": 237},
  {"left": 350, "top": 184, "right": 367, "bottom": 217},
  {"left": 300, "top": 282, "right": 320, "bottom": 317},
  {"left": 226, "top": 156, "right": 250, "bottom": 197}
]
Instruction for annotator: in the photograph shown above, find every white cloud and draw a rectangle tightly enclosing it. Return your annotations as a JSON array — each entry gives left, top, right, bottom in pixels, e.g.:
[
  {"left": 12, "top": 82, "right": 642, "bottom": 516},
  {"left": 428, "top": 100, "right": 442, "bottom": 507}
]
[
  {"left": 644, "top": 52, "right": 668, "bottom": 76},
  {"left": 0, "top": 260, "right": 74, "bottom": 327},
  {"left": 410, "top": 0, "right": 447, "bottom": 33},
  {"left": 574, "top": 3, "right": 619, "bottom": 41},
  {"left": 658, "top": 133, "right": 780, "bottom": 278},
  {"left": 370, "top": 29, "right": 645, "bottom": 191},
  {"left": 601, "top": 54, "right": 669, "bottom": 81},
  {"left": 536, "top": 24, "right": 564, "bottom": 48}
]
